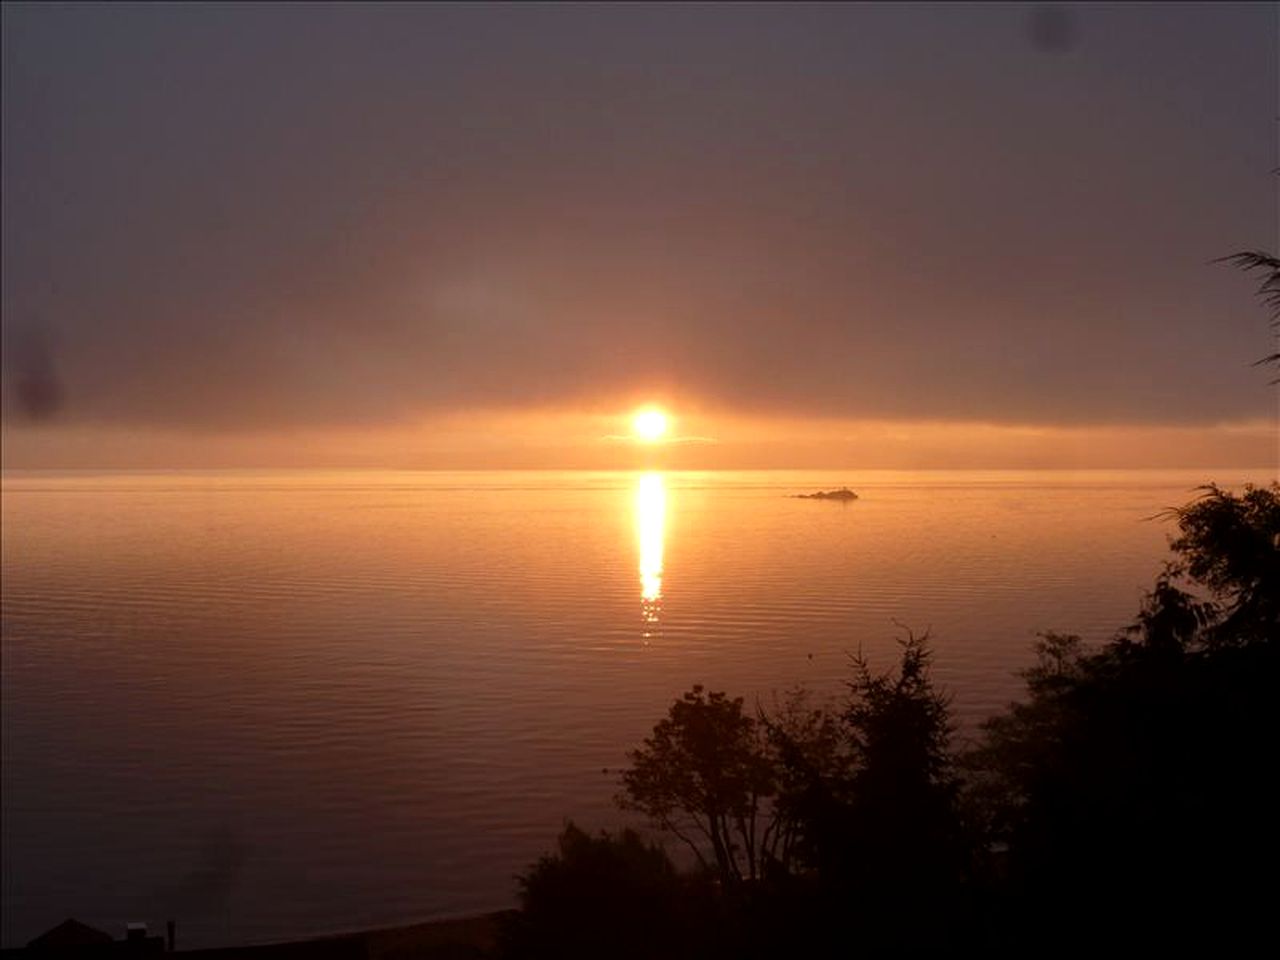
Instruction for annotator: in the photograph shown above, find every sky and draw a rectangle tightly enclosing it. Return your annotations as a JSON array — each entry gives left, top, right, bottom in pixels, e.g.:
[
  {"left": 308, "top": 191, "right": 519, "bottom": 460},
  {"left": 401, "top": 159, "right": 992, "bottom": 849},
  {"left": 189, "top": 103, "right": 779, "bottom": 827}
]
[{"left": 2, "top": 2, "right": 1277, "bottom": 470}]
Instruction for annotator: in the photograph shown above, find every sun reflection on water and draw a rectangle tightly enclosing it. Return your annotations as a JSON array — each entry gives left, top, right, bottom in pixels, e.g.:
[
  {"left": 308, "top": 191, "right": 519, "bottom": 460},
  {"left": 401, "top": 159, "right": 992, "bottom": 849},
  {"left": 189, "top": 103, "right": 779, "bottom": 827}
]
[{"left": 635, "top": 472, "right": 666, "bottom": 637}]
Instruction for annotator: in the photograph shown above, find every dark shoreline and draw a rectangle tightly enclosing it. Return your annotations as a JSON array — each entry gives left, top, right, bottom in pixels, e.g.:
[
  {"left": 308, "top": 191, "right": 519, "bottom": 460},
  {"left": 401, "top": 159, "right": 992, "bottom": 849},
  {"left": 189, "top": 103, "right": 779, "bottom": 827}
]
[
  {"left": 184, "top": 913, "right": 511, "bottom": 960},
  {"left": 5, "top": 913, "right": 512, "bottom": 960}
]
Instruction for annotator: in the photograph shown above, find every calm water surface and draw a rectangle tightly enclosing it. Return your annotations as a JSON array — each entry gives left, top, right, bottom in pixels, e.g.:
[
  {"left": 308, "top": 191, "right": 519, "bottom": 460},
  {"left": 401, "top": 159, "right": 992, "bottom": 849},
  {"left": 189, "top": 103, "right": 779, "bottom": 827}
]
[{"left": 2, "top": 469, "right": 1270, "bottom": 946}]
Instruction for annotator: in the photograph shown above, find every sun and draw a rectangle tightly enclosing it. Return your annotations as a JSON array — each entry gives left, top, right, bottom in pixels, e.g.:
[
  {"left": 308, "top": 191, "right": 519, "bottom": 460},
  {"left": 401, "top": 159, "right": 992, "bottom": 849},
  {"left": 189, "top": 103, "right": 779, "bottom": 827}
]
[{"left": 632, "top": 407, "right": 669, "bottom": 443}]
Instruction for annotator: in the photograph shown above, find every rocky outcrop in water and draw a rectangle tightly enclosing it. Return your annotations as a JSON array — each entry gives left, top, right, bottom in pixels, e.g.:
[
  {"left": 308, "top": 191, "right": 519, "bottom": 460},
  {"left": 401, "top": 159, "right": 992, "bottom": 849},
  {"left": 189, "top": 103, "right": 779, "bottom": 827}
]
[{"left": 794, "top": 488, "right": 858, "bottom": 501}]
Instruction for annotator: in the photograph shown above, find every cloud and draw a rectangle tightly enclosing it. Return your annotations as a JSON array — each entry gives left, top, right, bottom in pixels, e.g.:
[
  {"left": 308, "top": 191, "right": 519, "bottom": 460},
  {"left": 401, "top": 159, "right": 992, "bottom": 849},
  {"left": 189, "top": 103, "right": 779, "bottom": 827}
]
[
  {"left": 601, "top": 435, "right": 720, "bottom": 445},
  {"left": 1, "top": 3, "right": 1274, "bottom": 439}
]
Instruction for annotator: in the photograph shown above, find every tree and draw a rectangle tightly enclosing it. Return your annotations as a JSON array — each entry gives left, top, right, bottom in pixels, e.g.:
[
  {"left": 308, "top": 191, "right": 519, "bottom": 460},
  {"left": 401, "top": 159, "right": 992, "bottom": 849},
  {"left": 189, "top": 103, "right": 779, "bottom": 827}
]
[
  {"left": 615, "top": 641, "right": 971, "bottom": 953},
  {"left": 756, "top": 686, "right": 848, "bottom": 878},
  {"left": 617, "top": 686, "right": 776, "bottom": 884},
  {"left": 1160, "top": 482, "right": 1279, "bottom": 645},
  {"left": 795, "top": 634, "right": 971, "bottom": 951},
  {"left": 970, "top": 484, "right": 1280, "bottom": 951},
  {"left": 501, "top": 822, "right": 707, "bottom": 960}
]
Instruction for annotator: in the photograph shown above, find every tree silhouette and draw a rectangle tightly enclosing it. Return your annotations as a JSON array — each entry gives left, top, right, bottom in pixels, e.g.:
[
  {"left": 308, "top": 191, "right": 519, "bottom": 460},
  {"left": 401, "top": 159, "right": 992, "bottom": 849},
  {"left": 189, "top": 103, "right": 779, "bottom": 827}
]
[
  {"left": 1159, "top": 482, "right": 1279, "bottom": 645},
  {"left": 756, "top": 687, "right": 848, "bottom": 877},
  {"left": 617, "top": 686, "right": 776, "bottom": 884},
  {"left": 1218, "top": 249, "right": 1280, "bottom": 375},
  {"left": 971, "top": 483, "right": 1280, "bottom": 952},
  {"left": 501, "top": 822, "right": 707, "bottom": 960},
  {"left": 798, "top": 634, "right": 971, "bottom": 952}
]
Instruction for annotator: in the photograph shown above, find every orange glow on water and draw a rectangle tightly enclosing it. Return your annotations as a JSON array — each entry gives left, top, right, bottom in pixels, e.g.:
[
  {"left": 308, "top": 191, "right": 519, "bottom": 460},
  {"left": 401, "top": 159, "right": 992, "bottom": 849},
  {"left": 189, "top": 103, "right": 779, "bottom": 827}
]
[{"left": 635, "top": 471, "right": 666, "bottom": 634}]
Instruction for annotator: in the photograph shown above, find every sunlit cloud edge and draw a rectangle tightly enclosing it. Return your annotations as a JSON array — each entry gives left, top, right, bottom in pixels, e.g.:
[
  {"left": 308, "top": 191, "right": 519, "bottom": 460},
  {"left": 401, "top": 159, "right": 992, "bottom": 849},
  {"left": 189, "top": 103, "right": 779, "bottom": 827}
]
[{"left": 600, "top": 434, "right": 720, "bottom": 445}]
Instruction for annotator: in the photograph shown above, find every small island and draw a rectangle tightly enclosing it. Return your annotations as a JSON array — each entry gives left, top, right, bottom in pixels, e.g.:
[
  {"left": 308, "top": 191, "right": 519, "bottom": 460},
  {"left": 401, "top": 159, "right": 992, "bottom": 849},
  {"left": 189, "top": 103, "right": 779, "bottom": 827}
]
[{"left": 794, "top": 487, "right": 858, "bottom": 501}]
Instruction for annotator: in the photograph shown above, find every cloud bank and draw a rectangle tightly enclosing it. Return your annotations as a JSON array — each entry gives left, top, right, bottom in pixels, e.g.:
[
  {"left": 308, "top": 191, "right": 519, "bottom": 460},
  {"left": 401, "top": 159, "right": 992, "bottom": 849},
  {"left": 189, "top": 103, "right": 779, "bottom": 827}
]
[{"left": 2, "top": 4, "right": 1276, "bottom": 448}]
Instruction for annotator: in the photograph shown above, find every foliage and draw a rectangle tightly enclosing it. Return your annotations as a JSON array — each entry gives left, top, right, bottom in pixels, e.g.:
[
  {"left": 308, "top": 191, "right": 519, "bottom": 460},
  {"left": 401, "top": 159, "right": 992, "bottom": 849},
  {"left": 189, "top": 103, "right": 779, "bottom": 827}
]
[
  {"left": 1218, "top": 249, "right": 1280, "bottom": 374},
  {"left": 611, "top": 639, "right": 970, "bottom": 952},
  {"left": 617, "top": 686, "right": 776, "bottom": 884},
  {"left": 756, "top": 686, "right": 849, "bottom": 876},
  {"left": 1160, "top": 482, "right": 1280, "bottom": 645},
  {"left": 500, "top": 822, "right": 709, "bottom": 960},
  {"left": 970, "top": 483, "right": 1280, "bottom": 950},
  {"left": 805, "top": 634, "right": 972, "bottom": 951},
  {"left": 843, "top": 633, "right": 956, "bottom": 803}
]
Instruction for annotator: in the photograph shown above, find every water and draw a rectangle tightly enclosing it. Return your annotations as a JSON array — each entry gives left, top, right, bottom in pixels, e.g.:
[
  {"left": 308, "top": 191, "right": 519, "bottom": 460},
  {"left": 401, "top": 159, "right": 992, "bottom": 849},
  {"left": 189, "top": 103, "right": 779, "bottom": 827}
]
[{"left": 2, "top": 468, "right": 1270, "bottom": 947}]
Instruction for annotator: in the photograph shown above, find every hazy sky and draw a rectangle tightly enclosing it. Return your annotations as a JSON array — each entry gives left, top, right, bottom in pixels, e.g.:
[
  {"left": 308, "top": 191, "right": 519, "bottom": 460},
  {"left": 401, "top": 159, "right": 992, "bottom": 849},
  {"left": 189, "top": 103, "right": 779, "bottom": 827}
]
[{"left": 2, "top": 3, "right": 1276, "bottom": 468}]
